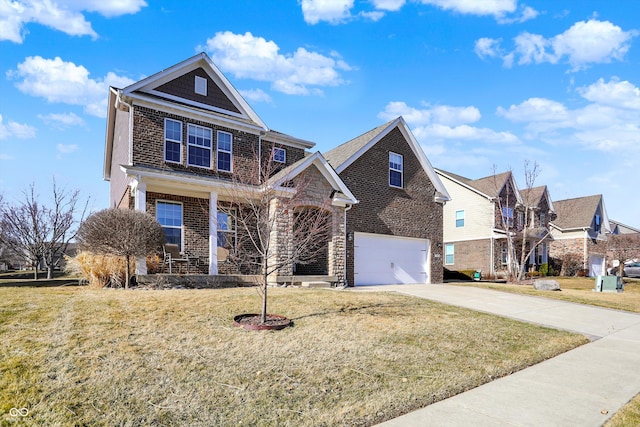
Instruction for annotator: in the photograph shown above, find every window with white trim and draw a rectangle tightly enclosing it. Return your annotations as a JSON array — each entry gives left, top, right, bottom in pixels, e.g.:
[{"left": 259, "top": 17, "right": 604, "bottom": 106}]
[
  {"left": 273, "top": 147, "right": 286, "bottom": 163},
  {"left": 187, "top": 124, "right": 212, "bottom": 168},
  {"left": 445, "top": 243, "right": 454, "bottom": 265},
  {"left": 389, "top": 152, "right": 403, "bottom": 188},
  {"left": 157, "top": 201, "right": 183, "bottom": 251},
  {"left": 501, "top": 241, "right": 509, "bottom": 265},
  {"left": 164, "top": 119, "right": 182, "bottom": 163},
  {"left": 217, "top": 131, "right": 232, "bottom": 172},
  {"left": 502, "top": 206, "right": 514, "bottom": 227},
  {"left": 194, "top": 76, "right": 207, "bottom": 96},
  {"left": 217, "top": 211, "right": 236, "bottom": 250},
  {"left": 455, "top": 210, "right": 464, "bottom": 228}
]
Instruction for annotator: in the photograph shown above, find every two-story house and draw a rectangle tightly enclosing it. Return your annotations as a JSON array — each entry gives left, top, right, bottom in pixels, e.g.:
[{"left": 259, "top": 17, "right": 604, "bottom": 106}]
[
  {"left": 549, "top": 194, "right": 611, "bottom": 276},
  {"left": 436, "top": 170, "right": 555, "bottom": 278},
  {"left": 103, "top": 53, "right": 448, "bottom": 286}
]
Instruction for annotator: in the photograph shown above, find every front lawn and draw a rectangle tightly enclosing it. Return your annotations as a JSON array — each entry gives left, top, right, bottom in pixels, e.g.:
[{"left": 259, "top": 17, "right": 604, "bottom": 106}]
[{"left": 0, "top": 284, "right": 586, "bottom": 426}]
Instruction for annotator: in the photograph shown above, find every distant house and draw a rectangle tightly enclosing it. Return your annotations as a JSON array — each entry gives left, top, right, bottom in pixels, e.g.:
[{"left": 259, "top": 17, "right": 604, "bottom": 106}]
[
  {"left": 610, "top": 220, "right": 640, "bottom": 235},
  {"left": 436, "top": 169, "right": 555, "bottom": 278},
  {"left": 103, "top": 53, "right": 447, "bottom": 286},
  {"left": 549, "top": 194, "right": 610, "bottom": 276}
]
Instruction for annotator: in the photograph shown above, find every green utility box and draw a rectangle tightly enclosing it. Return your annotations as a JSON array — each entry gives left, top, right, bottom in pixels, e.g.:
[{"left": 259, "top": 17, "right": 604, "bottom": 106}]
[{"left": 594, "top": 275, "right": 623, "bottom": 292}]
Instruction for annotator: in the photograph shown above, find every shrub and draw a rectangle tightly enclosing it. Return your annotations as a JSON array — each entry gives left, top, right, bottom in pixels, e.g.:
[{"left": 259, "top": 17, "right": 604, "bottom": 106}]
[
  {"left": 539, "top": 263, "right": 549, "bottom": 276},
  {"left": 65, "top": 252, "right": 162, "bottom": 288},
  {"left": 526, "top": 271, "right": 542, "bottom": 278}
]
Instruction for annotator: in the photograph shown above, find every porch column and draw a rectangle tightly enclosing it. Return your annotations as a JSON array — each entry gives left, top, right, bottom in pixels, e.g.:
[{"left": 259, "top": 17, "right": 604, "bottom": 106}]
[
  {"left": 132, "top": 179, "right": 147, "bottom": 275},
  {"left": 209, "top": 192, "right": 218, "bottom": 275}
]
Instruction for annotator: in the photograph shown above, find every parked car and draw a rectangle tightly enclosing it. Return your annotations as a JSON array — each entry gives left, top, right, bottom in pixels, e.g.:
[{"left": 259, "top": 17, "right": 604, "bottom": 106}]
[{"left": 610, "top": 262, "right": 640, "bottom": 278}]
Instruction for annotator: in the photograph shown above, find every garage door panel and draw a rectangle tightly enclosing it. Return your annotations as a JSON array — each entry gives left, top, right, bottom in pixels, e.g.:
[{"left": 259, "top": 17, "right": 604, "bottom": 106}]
[{"left": 354, "top": 233, "right": 430, "bottom": 286}]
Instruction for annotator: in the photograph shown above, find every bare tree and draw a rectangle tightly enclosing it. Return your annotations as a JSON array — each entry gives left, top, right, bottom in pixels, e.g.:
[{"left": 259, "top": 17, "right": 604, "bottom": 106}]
[
  {"left": 490, "top": 166, "right": 519, "bottom": 280},
  {"left": 217, "top": 148, "right": 333, "bottom": 324},
  {"left": 607, "top": 233, "right": 640, "bottom": 279},
  {"left": 76, "top": 208, "right": 165, "bottom": 288},
  {"left": 0, "top": 181, "right": 88, "bottom": 279}
]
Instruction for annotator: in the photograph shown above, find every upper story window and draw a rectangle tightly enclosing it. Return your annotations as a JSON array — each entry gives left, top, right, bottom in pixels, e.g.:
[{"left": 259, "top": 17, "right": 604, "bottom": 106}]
[
  {"left": 389, "top": 152, "right": 403, "bottom": 188},
  {"left": 164, "top": 119, "right": 182, "bottom": 164},
  {"left": 455, "top": 210, "right": 464, "bottom": 228},
  {"left": 273, "top": 147, "right": 286, "bottom": 164},
  {"left": 217, "top": 131, "right": 232, "bottom": 172},
  {"left": 157, "top": 201, "right": 183, "bottom": 251},
  {"left": 594, "top": 214, "right": 601, "bottom": 233},
  {"left": 539, "top": 212, "right": 546, "bottom": 225},
  {"left": 502, "top": 207, "right": 514, "bottom": 227},
  {"left": 445, "top": 243, "right": 454, "bottom": 265},
  {"left": 195, "top": 76, "right": 207, "bottom": 96},
  {"left": 518, "top": 211, "right": 525, "bottom": 228},
  {"left": 187, "top": 124, "right": 212, "bottom": 168}
]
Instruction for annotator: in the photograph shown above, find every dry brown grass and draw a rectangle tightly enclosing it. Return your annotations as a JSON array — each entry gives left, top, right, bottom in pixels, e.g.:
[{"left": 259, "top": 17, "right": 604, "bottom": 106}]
[
  {"left": 0, "top": 285, "right": 586, "bottom": 426},
  {"left": 458, "top": 277, "right": 640, "bottom": 313}
]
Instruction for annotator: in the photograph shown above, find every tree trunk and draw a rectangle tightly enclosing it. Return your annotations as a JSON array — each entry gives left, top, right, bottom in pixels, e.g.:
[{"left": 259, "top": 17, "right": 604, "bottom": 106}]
[
  {"left": 261, "top": 261, "right": 268, "bottom": 324},
  {"left": 33, "top": 264, "right": 38, "bottom": 280},
  {"left": 125, "top": 255, "right": 130, "bottom": 289}
]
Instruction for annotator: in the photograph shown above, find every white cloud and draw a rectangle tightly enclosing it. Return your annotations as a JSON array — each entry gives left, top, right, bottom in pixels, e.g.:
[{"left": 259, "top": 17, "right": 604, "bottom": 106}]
[
  {"left": 199, "top": 31, "right": 352, "bottom": 95},
  {"left": 8, "top": 56, "right": 135, "bottom": 118},
  {"left": 300, "top": 0, "right": 354, "bottom": 24},
  {"left": 239, "top": 89, "right": 272, "bottom": 103},
  {"left": 475, "top": 37, "right": 503, "bottom": 59},
  {"left": 0, "top": 114, "right": 36, "bottom": 140},
  {"left": 379, "top": 101, "right": 518, "bottom": 145},
  {"left": 38, "top": 112, "right": 85, "bottom": 128},
  {"left": 0, "top": 153, "right": 13, "bottom": 160},
  {"left": 497, "top": 78, "right": 640, "bottom": 152},
  {"left": 481, "top": 19, "right": 638, "bottom": 71},
  {"left": 418, "top": 0, "right": 538, "bottom": 22},
  {"left": 0, "top": 0, "right": 147, "bottom": 43},
  {"left": 578, "top": 78, "right": 640, "bottom": 110},
  {"left": 371, "top": 0, "right": 406, "bottom": 12},
  {"left": 56, "top": 143, "right": 79, "bottom": 154}
]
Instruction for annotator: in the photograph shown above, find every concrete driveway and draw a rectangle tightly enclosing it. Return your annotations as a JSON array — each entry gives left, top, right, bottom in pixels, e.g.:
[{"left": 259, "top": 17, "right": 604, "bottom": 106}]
[{"left": 350, "top": 284, "right": 640, "bottom": 426}]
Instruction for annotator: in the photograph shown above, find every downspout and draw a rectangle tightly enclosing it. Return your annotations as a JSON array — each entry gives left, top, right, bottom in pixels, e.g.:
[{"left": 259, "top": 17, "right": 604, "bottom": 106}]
[
  {"left": 344, "top": 203, "right": 352, "bottom": 287},
  {"left": 116, "top": 92, "right": 134, "bottom": 165},
  {"left": 583, "top": 228, "right": 589, "bottom": 272}
]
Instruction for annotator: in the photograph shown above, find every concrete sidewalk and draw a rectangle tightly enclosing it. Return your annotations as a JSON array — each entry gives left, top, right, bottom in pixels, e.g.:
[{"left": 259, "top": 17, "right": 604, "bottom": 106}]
[{"left": 351, "top": 284, "right": 640, "bottom": 426}]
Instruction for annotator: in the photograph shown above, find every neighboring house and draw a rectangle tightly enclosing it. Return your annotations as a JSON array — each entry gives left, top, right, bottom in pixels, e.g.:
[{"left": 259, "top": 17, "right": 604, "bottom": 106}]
[
  {"left": 435, "top": 170, "right": 554, "bottom": 278},
  {"left": 103, "top": 53, "right": 447, "bottom": 286},
  {"left": 325, "top": 118, "right": 451, "bottom": 286},
  {"left": 610, "top": 220, "right": 640, "bottom": 235},
  {"left": 104, "top": 53, "right": 357, "bottom": 284},
  {"left": 549, "top": 194, "right": 611, "bottom": 277}
]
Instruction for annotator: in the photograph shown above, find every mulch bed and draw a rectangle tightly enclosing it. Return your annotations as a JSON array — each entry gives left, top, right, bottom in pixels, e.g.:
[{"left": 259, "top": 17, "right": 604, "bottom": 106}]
[{"left": 233, "top": 313, "right": 292, "bottom": 330}]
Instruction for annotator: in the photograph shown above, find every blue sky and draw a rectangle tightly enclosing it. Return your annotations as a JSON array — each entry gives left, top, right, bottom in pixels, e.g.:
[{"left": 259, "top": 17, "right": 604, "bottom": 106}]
[{"left": 1, "top": 0, "right": 639, "bottom": 227}]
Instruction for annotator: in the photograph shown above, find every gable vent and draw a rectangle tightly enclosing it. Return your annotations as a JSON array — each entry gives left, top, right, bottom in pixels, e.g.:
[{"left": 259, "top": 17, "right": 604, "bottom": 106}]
[{"left": 194, "top": 75, "right": 207, "bottom": 96}]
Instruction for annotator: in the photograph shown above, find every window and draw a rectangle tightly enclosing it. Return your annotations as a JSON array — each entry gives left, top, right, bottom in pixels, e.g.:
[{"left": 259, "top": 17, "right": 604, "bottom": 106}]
[
  {"left": 217, "top": 211, "right": 236, "bottom": 250},
  {"left": 536, "top": 242, "right": 547, "bottom": 265},
  {"left": 445, "top": 243, "right": 454, "bottom": 265},
  {"left": 164, "top": 119, "right": 182, "bottom": 163},
  {"left": 194, "top": 76, "right": 207, "bottom": 96},
  {"left": 217, "top": 131, "right": 232, "bottom": 172},
  {"left": 518, "top": 211, "right": 525, "bottom": 228},
  {"left": 157, "top": 201, "right": 183, "bottom": 251},
  {"left": 539, "top": 212, "right": 546, "bottom": 225},
  {"left": 594, "top": 214, "right": 601, "bottom": 233},
  {"left": 501, "top": 242, "right": 509, "bottom": 265},
  {"left": 389, "top": 152, "right": 403, "bottom": 188},
  {"left": 273, "top": 147, "right": 286, "bottom": 163},
  {"left": 502, "top": 207, "right": 514, "bottom": 227},
  {"left": 187, "top": 124, "right": 212, "bottom": 168},
  {"left": 455, "top": 210, "right": 465, "bottom": 228}
]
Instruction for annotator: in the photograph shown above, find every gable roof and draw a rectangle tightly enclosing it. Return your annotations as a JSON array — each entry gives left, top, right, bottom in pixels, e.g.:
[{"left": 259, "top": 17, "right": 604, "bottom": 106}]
[
  {"left": 122, "top": 52, "right": 268, "bottom": 130},
  {"left": 436, "top": 168, "right": 521, "bottom": 204},
  {"left": 551, "top": 194, "right": 610, "bottom": 231},
  {"left": 268, "top": 151, "right": 358, "bottom": 206},
  {"left": 610, "top": 220, "right": 640, "bottom": 235},
  {"left": 324, "top": 117, "right": 451, "bottom": 203},
  {"left": 521, "top": 185, "right": 555, "bottom": 212}
]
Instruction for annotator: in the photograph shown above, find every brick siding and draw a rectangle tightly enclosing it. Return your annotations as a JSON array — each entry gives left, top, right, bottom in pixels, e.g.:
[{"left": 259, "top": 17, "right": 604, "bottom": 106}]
[{"left": 339, "top": 127, "right": 444, "bottom": 285}]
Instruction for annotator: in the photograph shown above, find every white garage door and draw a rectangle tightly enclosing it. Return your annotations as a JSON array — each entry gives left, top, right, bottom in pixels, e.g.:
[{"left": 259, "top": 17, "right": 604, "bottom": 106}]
[
  {"left": 589, "top": 254, "right": 605, "bottom": 277},
  {"left": 354, "top": 232, "right": 430, "bottom": 285}
]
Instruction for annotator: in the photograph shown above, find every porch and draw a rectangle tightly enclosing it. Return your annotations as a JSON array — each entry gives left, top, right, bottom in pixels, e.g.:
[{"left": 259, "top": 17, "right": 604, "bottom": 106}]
[{"left": 135, "top": 274, "right": 340, "bottom": 289}]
